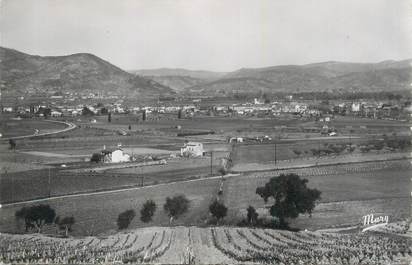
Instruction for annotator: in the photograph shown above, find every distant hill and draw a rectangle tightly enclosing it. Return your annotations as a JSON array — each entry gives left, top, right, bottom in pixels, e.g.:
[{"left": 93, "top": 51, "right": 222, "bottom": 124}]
[
  {"left": 0, "top": 47, "right": 174, "bottom": 98},
  {"left": 131, "top": 68, "right": 227, "bottom": 80},
  {"left": 141, "top": 75, "right": 205, "bottom": 92},
  {"left": 185, "top": 60, "right": 412, "bottom": 95}
]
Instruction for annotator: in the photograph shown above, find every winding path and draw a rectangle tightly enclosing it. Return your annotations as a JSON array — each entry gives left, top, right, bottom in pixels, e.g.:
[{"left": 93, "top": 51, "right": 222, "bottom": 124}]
[{"left": 1, "top": 119, "right": 76, "bottom": 141}]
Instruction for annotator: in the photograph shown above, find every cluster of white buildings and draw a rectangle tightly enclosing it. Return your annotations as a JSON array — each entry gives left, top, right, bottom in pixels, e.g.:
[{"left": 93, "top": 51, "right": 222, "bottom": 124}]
[{"left": 230, "top": 101, "right": 315, "bottom": 116}]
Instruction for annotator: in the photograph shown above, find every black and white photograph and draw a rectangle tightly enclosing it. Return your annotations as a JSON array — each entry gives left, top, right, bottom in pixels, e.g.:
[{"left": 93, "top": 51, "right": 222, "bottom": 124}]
[{"left": 0, "top": 0, "right": 411, "bottom": 264}]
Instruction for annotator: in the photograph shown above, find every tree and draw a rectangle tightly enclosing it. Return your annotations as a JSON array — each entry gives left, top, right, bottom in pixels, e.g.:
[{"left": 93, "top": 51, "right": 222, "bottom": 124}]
[
  {"left": 142, "top": 110, "right": 147, "bottom": 121},
  {"left": 163, "top": 195, "right": 190, "bottom": 224},
  {"left": 262, "top": 93, "right": 271, "bottom": 104},
  {"left": 117, "top": 210, "right": 135, "bottom": 230},
  {"left": 101, "top": 107, "right": 109, "bottom": 115},
  {"left": 55, "top": 216, "right": 75, "bottom": 237},
  {"left": 15, "top": 204, "right": 56, "bottom": 233},
  {"left": 9, "top": 139, "right": 16, "bottom": 150},
  {"left": 246, "top": 205, "right": 259, "bottom": 225},
  {"left": 140, "top": 200, "right": 156, "bottom": 223},
  {"left": 90, "top": 153, "right": 102, "bottom": 163},
  {"left": 256, "top": 173, "right": 321, "bottom": 228},
  {"left": 209, "top": 200, "right": 227, "bottom": 223},
  {"left": 82, "top": 106, "right": 94, "bottom": 116}
]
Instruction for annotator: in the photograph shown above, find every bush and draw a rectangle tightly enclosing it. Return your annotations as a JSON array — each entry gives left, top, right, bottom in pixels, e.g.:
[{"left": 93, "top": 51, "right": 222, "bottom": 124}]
[
  {"left": 9, "top": 139, "right": 16, "bottom": 150},
  {"left": 293, "top": 150, "right": 302, "bottom": 156},
  {"left": 117, "top": 210, "right": 135, "bottom": 230},
  {"left": 90, "top": 153, "right": 102, "bottom": 163},
  {"left": 140, "top": 200, "right": 156, "bottom": 223},
  {"left": 209, "top": 200, "right": 228, "bottom": 222},
  {"left": 164, "top": 195, "right": 190, "bottom": 223},
  {"left": 55, "top": 216, "right": 75, "bottom": 237},
  {"left": 246, "top": 206, "right": 259, "bottom": 225},
  {"left": 15, "top": 204, "right": 56, "bottom": 233}
]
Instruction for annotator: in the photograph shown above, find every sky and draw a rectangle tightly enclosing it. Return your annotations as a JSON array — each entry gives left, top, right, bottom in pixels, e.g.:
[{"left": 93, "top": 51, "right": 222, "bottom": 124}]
[{"left": 1, "top": 0, "right": 411, "bottom": 72}]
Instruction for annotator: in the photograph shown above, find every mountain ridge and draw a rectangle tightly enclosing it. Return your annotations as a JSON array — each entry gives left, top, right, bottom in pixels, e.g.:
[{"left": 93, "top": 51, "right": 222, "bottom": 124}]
[
  {"left": 131, "top": 68, "right": 227, "bottom": 80},
  {"left": 184, "top": 59, "right": 412, "bottom": 95},
  {"left": 0, "top": 47, "right": 174, "bottom": 98}
]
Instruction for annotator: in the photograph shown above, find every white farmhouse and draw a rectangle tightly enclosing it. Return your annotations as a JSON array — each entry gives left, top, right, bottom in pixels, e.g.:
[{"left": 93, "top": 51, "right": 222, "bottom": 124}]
[
  {"left": 51, "top": 110, "right": 63, "bottom": 117},
  {"left": 111, "top": 149, "right": 130, "bottom": 163},
  {"left": 351, "top": 103, "right": 361, "bottom": 112},
  {"left": 102, "top": 147, "right": 130, "bottom": 163},
  {"left": 181, "top": 142, "right": 204, "bottom": 157}
]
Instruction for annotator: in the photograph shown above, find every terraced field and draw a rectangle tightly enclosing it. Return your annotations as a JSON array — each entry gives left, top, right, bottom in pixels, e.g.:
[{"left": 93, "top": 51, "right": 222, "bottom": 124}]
[{"left": 1, "top": 227, "right": 410, "bottom": 264}]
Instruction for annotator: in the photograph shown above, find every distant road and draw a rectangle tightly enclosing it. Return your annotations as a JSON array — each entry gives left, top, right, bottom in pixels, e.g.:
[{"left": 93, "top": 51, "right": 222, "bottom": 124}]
[{"left": 2, "top": 120, "right": 76, "bottom": 141}]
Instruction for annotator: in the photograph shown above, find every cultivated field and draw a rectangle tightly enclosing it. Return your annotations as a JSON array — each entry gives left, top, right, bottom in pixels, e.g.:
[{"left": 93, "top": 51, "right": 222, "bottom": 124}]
[
  {"left": 0, "top": 160, "right": 410, "bottom": 236},
  {"left": 0, "top": 177, "right": 222, "bottom": 235},
  {"left": 0, "top": 115, "right": 68, "bottom": 138},
  {"left": 1, "top": 226, "right": 411, "bottom": 264},
  {"left": 0, "top": 154, "right": 227, "bottom": 204},
  {"left": 223, "top": 160, "right": 412, "bottom": 230}
]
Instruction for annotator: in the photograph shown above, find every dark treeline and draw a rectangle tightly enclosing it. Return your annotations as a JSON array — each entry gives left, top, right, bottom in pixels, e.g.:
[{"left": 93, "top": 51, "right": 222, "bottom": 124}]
[{"left": 231, "top": 90, "right": 410, "bottom": 101}]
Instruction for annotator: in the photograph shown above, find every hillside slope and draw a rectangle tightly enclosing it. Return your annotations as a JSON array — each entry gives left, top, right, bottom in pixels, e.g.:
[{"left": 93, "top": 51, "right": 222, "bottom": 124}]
[
  {"left": 185, "top": 60, "right": 412, "bottom": 95},
  {"left": 0, "top": 47, "right": 174, "bottom": 98},
  {"left": 132, "top": 68, "right": 226, "bottom": 80},
  {"left": 142, "top": 75, "right": 205, "bottom": 92}
]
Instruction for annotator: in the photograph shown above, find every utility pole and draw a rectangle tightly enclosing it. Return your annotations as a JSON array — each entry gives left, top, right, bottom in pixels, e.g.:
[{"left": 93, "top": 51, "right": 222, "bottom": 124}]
[
  {"left": 11, "top": 171, "right": 14, "bottom": 202},
  {"left": 210, "top": 151, "right": 213, "bottom": 177},
  {"left": 0, "top": 83, "right": 3, "bottom": 113},
  {"left": 48, "top": 168, "right": 51, "bottom": 197},
  {"left": 274, "top": 142, "right": 277, "bottom": 164},
  {"left": 318, "top": 140, "right": 321, "bottom": 159}
]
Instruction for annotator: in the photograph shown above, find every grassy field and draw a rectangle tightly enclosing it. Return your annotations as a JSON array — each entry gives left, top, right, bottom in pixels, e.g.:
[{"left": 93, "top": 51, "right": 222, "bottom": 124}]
[
  {"left": 0, "top": 115, "right": 67, "bottom": 138},
  {"left": 232, "top": 137, "right": 411, "bottom": 165},
  {"left": 0, "top": 114, "right": 410, "bottom": 238},
  {"left": 0, "top": 177, "right": 222, "bottom": 235},
  {"left": 0, "top": 160, "right": 410, "bottom": 236},
  {"left": 0, "top": 152, "right": 227, "bottom": 204},
  {"left": 223, "top": 160, "right": 411, "bottom": 230}
]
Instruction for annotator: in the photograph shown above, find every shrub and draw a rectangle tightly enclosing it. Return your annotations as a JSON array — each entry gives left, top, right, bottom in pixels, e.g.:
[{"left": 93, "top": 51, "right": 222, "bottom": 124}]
[
  {"left": 55, "top": 216, "right": 75, "bottom": 237},
  {"left": 246, "top": 206, "right": 259, "bottom": 225},
  {"left": 209, "top": 200, "right": 228, "bottom": 222},
  {"left": 15, "top": 204, "right": 56, "bottom": 233},
  {"left": 140, "top": 200, "right": 156, "bottom": 223},
  {"left": 90, "top": 153, "right": 102, "bottom": 163},
  {"left": 117, "top": 210, "right": 135, "bottom": 230},
  {"left": 164, "top": 195, "right": 190, "bottom": 224}
]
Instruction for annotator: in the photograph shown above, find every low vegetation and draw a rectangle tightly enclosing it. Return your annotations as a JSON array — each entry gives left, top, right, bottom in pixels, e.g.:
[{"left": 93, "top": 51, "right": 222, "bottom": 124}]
[
  {"left": 15, "top": 204, "right": 56, "bottom": 233},
  {"left": 209, "top": 200, "right": 228, "bottom": 223},
  {"left": 140, "top": 200, "right": 157, "bottom": 223},
  {"left": 55, "top": 216, "right": 75, "bottom": 237},
  {"left": 163, "top": 195, "right": 190, "bottom": 224},
  {"left": 117, "top": 210, "right": 136, "bottom": 230}
]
